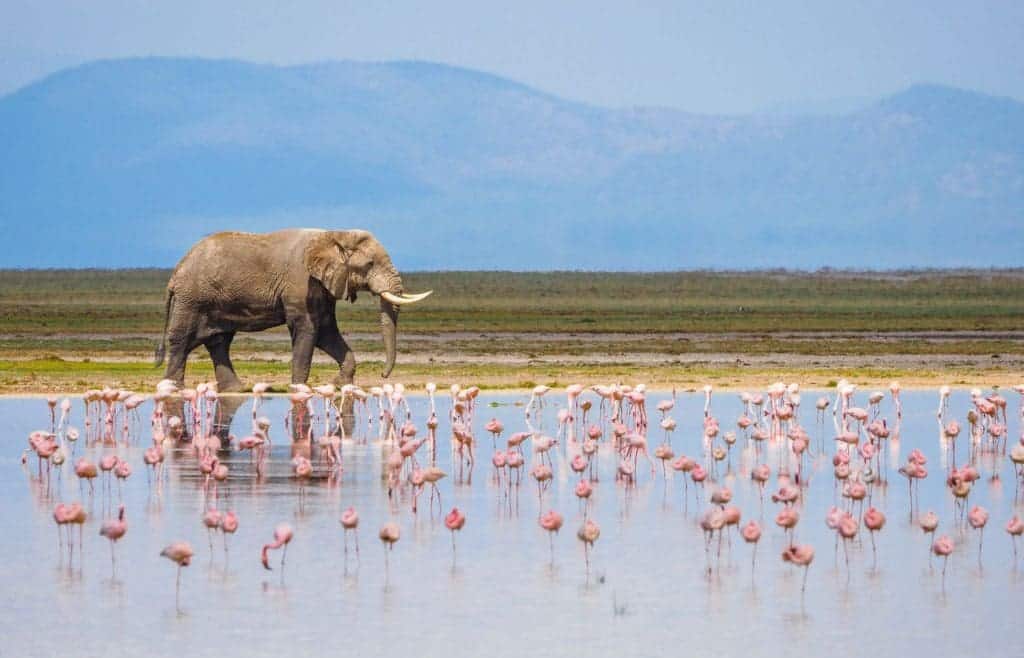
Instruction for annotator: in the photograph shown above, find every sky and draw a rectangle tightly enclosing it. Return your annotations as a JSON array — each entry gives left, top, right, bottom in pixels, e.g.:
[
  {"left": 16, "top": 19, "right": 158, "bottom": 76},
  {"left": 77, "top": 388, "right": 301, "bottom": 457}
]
[{"left": 2, "top": 1, "right": 1022, "bottom": 114}]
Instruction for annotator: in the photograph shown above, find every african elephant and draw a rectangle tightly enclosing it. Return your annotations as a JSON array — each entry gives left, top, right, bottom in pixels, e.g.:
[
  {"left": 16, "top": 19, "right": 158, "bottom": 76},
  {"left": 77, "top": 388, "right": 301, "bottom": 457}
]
[{"left": 154, "top": 228, "right": 431, "bottom": 392}]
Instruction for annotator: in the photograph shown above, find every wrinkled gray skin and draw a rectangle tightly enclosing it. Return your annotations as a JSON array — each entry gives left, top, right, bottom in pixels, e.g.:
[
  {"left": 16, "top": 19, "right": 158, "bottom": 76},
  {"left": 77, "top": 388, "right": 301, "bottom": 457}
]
[{"left": 155, "top": 228, "right": 405, "bottom": 392}]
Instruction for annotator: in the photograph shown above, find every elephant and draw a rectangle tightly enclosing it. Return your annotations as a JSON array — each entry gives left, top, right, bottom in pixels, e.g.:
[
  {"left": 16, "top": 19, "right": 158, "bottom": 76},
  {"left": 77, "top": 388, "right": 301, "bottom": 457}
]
[{"left": 154, "top": 228, "right": 431, "bottom": 393}]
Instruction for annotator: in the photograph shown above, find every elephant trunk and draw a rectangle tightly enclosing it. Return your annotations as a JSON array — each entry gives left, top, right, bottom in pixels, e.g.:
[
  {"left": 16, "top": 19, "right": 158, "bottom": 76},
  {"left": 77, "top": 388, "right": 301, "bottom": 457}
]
[
  {"left": 379, "top": 297, "right": 398, "bottom": 378},
  {"left": 370, "top": 267, "right": 404, "bottom": 378},
  {"left": 370, "top": 264, "right": 431, "bottom": 378}
]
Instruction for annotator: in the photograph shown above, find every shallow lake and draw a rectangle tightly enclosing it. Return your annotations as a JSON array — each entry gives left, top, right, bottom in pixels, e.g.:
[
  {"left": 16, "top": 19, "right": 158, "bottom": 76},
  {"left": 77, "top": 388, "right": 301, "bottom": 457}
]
[{"left": 1, "top": 388, "right": 1020, "bottom": 658}]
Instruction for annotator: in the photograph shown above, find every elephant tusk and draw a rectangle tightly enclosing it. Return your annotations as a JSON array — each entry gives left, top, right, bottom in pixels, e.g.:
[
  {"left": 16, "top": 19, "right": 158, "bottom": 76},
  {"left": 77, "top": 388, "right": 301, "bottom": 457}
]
[{"left": 381, "top": 290, "right": 433, "bottom": 305}]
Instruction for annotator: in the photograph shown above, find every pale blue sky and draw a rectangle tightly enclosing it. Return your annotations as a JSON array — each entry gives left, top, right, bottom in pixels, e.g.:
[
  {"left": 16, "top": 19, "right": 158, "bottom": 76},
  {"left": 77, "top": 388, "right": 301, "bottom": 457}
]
[{"left": 2, "top": 1, "right": 1022, "bottom": 113}]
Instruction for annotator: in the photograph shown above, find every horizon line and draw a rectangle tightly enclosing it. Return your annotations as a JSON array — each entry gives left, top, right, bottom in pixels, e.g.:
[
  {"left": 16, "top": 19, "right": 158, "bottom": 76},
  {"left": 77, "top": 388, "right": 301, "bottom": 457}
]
[{"left": 4, "top": 55, "right": 1020, "bottom": 118}]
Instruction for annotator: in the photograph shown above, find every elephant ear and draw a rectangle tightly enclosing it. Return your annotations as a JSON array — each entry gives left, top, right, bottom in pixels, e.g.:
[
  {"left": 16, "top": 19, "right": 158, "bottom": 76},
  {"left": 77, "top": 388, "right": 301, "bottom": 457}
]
[{"left": 304, "top": 232, "right": 351, "bottom": 301}]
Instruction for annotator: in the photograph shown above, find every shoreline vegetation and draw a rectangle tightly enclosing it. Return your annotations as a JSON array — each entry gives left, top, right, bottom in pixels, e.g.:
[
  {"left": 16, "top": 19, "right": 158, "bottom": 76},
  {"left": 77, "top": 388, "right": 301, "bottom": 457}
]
[{"left": 1, "top": 269, "right": 1022, "bottom": 394}]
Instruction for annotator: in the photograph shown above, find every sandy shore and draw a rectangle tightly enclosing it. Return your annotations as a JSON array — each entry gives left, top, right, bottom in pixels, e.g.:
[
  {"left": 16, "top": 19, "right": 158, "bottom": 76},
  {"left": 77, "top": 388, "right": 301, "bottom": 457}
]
[
  {"left": 1, "top": 352, "right": 1020, "bottom": 395},
  {"left": 1, "top": 330, "right": 1021, "bottom": 394}
]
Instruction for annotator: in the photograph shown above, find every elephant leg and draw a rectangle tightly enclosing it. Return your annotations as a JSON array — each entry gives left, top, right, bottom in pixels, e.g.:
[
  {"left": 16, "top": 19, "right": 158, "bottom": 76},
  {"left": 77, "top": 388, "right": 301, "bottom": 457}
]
[
  {"left": 163, "top": 315, "right": 199, "bottom": 386},
  {"left": 317, "top": 325, "right": 357, "bottom": 432},
  {"left": 164, "top": 340, "right": 190, "bottom": 387},
  {"left": 205, "top": 332, "right": 244, "bottom": 393},
  {"left": 289, "top": 320, "right": 317, "bottom": 385},
  {"left": 316, "top": 325, "right": 356, "bottom": 385}
]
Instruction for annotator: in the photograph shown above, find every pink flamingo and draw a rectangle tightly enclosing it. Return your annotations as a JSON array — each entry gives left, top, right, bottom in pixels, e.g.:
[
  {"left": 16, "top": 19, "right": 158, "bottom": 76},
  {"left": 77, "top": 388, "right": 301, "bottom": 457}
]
[
  {"left": 99, "top": 504, "right": 127, "bottom": 576},
  {"left": 919, "top": 510, "right": 939, "bottom": 563},
  {"left": 690, "top": 464, "right": 707, "bottom": 502},
  {"left": 99, "top": 453, "right": 119, "bottom": 497},
  {"left": 863, "top": 507, "right": 886, "bottom": 568},
  {"left": 531, "top": 463, "right": 553, "bottom": 507},
  {"left": 340, "top": 507, "right": 359, "bottom": 558},
  {"left": 1006, "top": 515, "right": 1023, "bottom": 562},
  {"left": 65, "top": 503, "right": 87, "bottom": 561},
  {"left": 526, "top": 385, "right": 551, "bottom": 416},
  {"left": 968, "top": 506, "right": 989, "bottom": 567},
  {"left": 160, "top": 542, "right": 194, "bottom": 612},
  {"left": 485, "top": 418, "right": 504, "bottom": 449},
  {"left": 53, "top": 502, "right": 73, "bottom": 557},
  {"left": 836, "top": 511, "right": 858, "bottom": 577},
  {"left": 654, "top": 441, "right": 675, "bottom": 478},
  {"left": 293, "top": 456, "right": 313, "bottom": 503},
  {"left": 889, "top": 381, "right": 902, "bottom": 419},
  {"left": 776, "top": 507, "right": 800, "bottom": 546},
  {"left": 771, "top": 484, "right": 800, "bottom": 506},
  {"left": 379, "top": 522, "right": 400, "bottom": 571},
  {"left": 574, "top": 478, "right": 593, "bottom": 507},
  {"left": 491, "top": 450, "right": 507, "bottom": 484},
  {"left": 251, "top": 382, "right": 270, "bottom": 418},
  {"left": 445, "top": 507, "right": 466, "bottom": 560},
  {"left": 221, "top": 510, "right": 238, "bottom": 560},
  {"left": 507, "top": 431, "right": 530, "bottom": 455},
  {"left": 202, "top": 509, "right": 222, "bottom": 554},
  {"left": 750, "top": 464, "right": 770, "bottom": 502},
  {"left": 932, "top": 535, "right": 954, "bottom": 582},
  {"left": 75, "top": 458, "right": 98, "bottom": 495},
  {"left": 701, "top": 507, "right": 726, "bottom": 572},
  {"left": 577, "top": 519, "right": 600, "bottom": 572},
  {"left": 539, "top": 510, "right": 564, "bottom": 563},
  {"left": 742, "top": 520, "right": 762, "bottom": 574},
  {"left": 261, "top": 523, "right": 294, "bottom": 571},
  {"left": 114, "top": 459, "right": 131, "bottom": 496},
  {"left": 782, "top": 544, "right": 815, "bottom": 593},
  {"left": 143, "top": 445, "right": 163, "bottom": 486},
  {"left": 421, "top": 466, "right": 446, "bottom": 512}
]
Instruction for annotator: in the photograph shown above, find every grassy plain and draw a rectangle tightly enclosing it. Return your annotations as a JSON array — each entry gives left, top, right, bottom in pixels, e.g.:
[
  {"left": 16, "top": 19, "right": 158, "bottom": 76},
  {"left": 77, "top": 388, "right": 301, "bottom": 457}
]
[{"left": 1, "top": 269, "right": 1022, "bottom": 393}]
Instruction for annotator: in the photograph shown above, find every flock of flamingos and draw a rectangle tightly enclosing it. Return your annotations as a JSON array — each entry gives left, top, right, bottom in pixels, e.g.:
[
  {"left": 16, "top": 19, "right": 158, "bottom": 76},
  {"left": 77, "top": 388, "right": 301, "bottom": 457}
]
[{"left": 20, "top": 378, "right": 1024, "bottom": 611}]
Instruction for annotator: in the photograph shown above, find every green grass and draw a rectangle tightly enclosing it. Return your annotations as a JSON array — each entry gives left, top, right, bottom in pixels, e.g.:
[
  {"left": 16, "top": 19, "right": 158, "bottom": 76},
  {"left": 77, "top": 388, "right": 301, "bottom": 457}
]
[
  {"left": 1, "top": 268, "right": 1021, "bottom": 392},
  {"left": 2, "top": 269, "right": 1023, "bottom": 335}
]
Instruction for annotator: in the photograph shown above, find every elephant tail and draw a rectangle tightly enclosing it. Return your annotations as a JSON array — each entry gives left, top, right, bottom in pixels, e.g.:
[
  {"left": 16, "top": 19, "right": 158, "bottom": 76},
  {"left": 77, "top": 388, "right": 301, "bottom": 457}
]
[{"left": 154, "top": 289, "right": 173, "bottom": 367}]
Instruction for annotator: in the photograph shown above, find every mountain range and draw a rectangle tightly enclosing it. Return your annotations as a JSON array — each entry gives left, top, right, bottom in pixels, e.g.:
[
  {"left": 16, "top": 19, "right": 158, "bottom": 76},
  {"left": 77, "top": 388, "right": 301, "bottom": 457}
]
[{"left": 1, "top": 57, "right": 1021, "bottom": 269}]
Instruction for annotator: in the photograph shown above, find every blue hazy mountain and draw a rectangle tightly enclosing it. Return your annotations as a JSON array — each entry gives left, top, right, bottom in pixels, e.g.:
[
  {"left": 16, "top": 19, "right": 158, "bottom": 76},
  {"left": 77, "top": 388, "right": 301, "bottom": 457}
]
[{"left": 1, "top": 58, "right": 1021, "bottom": 269}]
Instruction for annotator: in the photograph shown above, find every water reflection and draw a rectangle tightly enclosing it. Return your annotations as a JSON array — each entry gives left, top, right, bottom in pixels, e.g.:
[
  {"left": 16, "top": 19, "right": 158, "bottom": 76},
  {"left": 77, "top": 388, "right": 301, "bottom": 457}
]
[{"left": 1, "top": 389, "right": 1022, "bottom": 657}]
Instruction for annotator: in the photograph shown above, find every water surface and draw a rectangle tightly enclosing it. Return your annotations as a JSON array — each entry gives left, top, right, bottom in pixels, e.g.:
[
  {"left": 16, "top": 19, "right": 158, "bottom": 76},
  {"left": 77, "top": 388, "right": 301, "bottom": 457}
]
[{"left": 0, "top": 389, "right": 1019, "bottom": 658}]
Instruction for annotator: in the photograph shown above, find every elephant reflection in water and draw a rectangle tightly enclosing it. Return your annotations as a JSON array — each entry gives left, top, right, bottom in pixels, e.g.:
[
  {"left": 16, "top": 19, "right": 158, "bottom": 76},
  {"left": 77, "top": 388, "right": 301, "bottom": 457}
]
[
  {"left": 161, "top": 395, "right": 247, "bottom": 442},
  {"left": 162, "top": 394, "right": 356, "bottom": 455}
]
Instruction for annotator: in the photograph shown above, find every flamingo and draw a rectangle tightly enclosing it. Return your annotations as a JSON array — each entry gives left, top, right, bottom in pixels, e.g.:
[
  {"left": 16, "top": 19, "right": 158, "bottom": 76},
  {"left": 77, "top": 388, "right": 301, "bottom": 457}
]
[
  {"left": 539, "top": 510, "right": 563, "bottom": 563},
  {"left": 379, "top": 522, "right": 400, "bottom": 571},
  {"left": 261, "top": 523, "right": 294, "bottom": 571},
  {"left": 1006, "top": 516, "right": 1023, "bottom": 562},
  {"left": 932, "top": 535, "right": 954, "bottom": 582},
  {"left": 202, "top": 509, "right": 222, "bottom": 554},
  {"left": 160, "top": 542, "right": 195, "bottom": 612},
  {"left": 742, "top": 520, "right": 762, "bottom": 574},
  {"left": 526, "top": 385, "right": 551, "bottom": 416},
  {"left": 445, "top": 508, "right": 466, "bottom": 560},
  {"left": 251, "top": 382, "right": 270, "bottom": 418},
  {"left": 781, "top": 544, "right": 815, "bottom": 593},
  {"left": 99, "top": 504, "right": 127, "bottom": 576},
  {"left": 576, "top": 519, "right": 600, "bottom": 572},
  {"left": 701, "top": 507, "right": 727, "bottom": 572},
  {"left": 863, "top": 507, "right": 886, "bottom": 567},
  {"left": 968, "top": 506, "right": 989, "bottom": 567},
  {"left": 340, "top": 507, "right": 359, "bottom": 558},
  {"left": 221, "top": 511, "right": 239, "bottom": 559}
]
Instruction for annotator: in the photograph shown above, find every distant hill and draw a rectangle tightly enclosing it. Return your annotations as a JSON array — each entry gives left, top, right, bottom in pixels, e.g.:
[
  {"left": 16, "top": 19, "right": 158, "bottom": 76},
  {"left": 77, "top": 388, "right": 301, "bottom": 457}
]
[{"left": 1, "top": 57, "right": 1021, "bottom": 269}]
